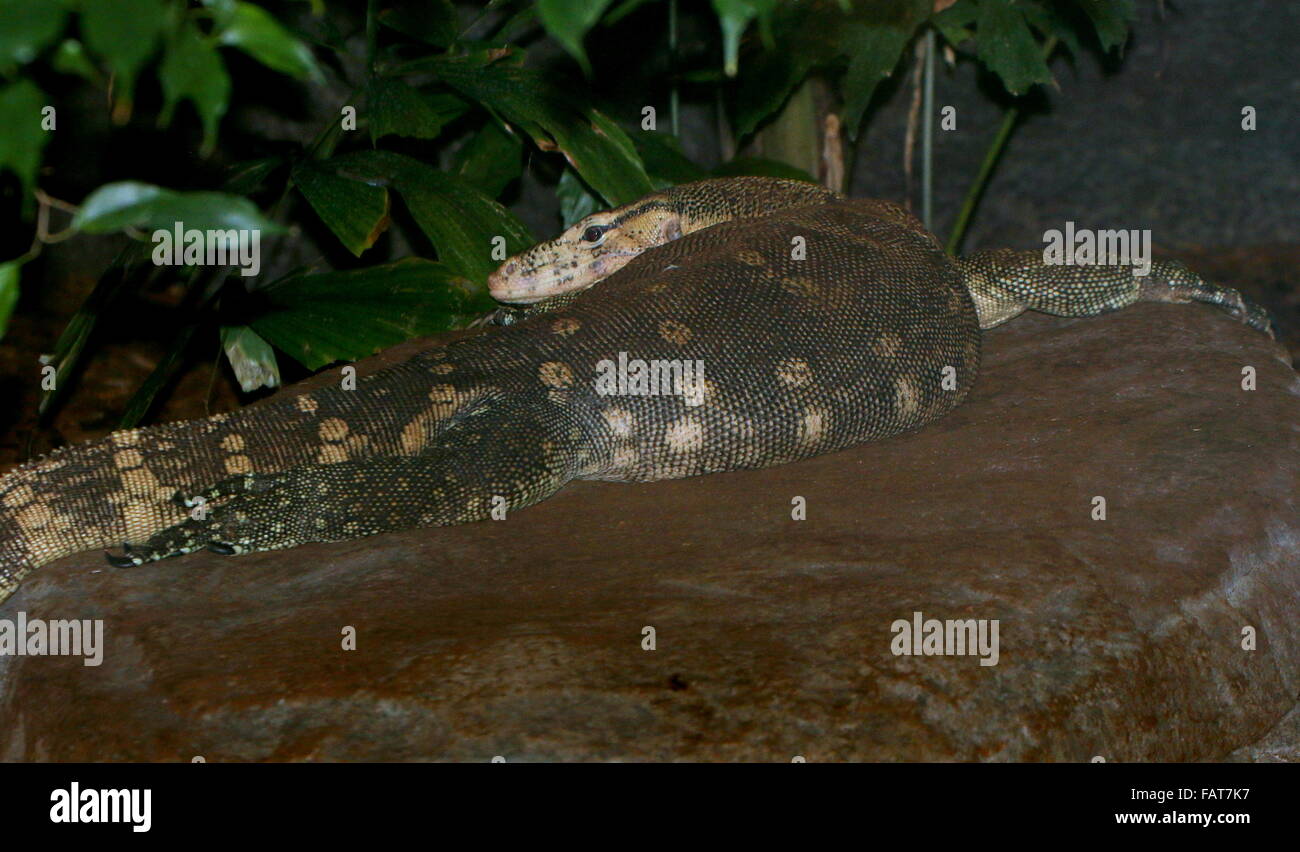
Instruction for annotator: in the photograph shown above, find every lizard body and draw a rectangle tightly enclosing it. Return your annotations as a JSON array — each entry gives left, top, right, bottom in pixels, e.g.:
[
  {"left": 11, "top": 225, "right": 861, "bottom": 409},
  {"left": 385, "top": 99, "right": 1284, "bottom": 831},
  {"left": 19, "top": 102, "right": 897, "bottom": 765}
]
[{"left": 0, "top": 178, "right": 1272, "bottom": 605}]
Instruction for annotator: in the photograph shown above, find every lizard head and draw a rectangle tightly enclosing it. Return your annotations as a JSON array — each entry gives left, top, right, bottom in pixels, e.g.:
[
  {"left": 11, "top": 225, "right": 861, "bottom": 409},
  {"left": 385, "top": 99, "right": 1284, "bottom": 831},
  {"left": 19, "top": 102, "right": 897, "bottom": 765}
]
[
  {"left": 488, "top": 201, "right": 683, "bottom": 304},
  {"left": 488, "top": 177, "right": 840, "bottom": 305}
]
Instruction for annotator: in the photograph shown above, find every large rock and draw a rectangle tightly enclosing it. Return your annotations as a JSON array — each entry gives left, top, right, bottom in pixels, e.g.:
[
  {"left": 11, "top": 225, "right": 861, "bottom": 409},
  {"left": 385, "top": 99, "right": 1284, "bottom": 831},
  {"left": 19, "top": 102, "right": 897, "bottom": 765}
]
[{"left": 1, "top": 303, "right": 1296, "bottom": 761}]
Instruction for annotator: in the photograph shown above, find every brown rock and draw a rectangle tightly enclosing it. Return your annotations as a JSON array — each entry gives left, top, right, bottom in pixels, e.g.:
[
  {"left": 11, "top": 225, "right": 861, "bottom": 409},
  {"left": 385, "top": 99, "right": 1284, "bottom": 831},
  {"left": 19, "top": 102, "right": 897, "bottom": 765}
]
[{"left": 1, "top": 304, "right": 1296, "bottom": 761}]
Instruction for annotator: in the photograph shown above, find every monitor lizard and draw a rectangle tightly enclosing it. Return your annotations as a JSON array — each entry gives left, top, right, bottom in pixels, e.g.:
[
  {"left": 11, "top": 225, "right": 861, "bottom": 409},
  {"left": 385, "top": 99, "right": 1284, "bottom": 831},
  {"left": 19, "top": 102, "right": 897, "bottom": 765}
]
[{"left": 0, "top": 177, "right": 1273, "bottom": 605}]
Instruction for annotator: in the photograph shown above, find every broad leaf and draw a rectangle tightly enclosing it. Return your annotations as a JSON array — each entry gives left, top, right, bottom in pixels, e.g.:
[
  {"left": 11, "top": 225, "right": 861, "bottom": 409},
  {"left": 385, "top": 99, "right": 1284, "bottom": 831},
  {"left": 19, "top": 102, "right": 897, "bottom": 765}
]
[
  {"left": 324, "top": 150, "right": 532, "bottom": 283},
  {"left": 414, "top": 55, "right": 654, "bottom": 205},
  {"left": 293, "top": 161, "right": 391, "bottom": 257},
  {"left": 932, "top": 0, "right": 977, "bottom": 47},
  {"left": 159, "top": 20, "right": 231, "bottom": 155},
  {"left": 0, "top": 80, "right": 50, "bottom": 209},
  {"left": 632, "top": 131, "right": 709, "bottom": 186},
  {"left": 378, "top": 0, "right": 459, "bottom": 47},
  {"left": 729, "top": 2, "right": 831, "bottom": 139},
  {"left": 51, "top": 39, "right": 100, "bottom": 81},
  {"left": 733, "top": 0, "right": 926, "bottom": 140},
  {"left": 216, "top": 1, "right": 322, "bottom": 81},
  {"left": 711, "top": 0, "right": 775, "bottom": 77},
  {"left": 1073, "top": 0, "right": 1134, "bottom": 52},
  {"left": 0, "top": 0, "right": 68, "bottom": 66},
  {"left": 455, "top": 120, "right": 524, "bottom": 198},
  {"left": 250, "top": 259, "right": 478, "bottom": 370},
  {"left": 0, "top": 260, "right": 20, "bottom": 340},
  {"left": 556, "top": 169, "right": 601, "bottom": 227},
  {"left": 537, "top": 0, "right": 614, "bottom": 75},
  {"left": 840, "top": 22, "right": 914, "bottom": 138},
  {"left": 74, "top": 181, "right": 283, "bottom": 234},
  {"left": 977, "top": 0, "right": 1053, "bottom": 95},
  {"left": 1017, "top": 0, "right": 1085, "bottom": 58},
  {"left": 80, "top": 0, "right": 166, "bottom": 117},
  {"left": 366, "top": 78, "right": 467, "bottom": 143},
  {"left": 223, "top": 156, "right": 284, "bottom": 195}
]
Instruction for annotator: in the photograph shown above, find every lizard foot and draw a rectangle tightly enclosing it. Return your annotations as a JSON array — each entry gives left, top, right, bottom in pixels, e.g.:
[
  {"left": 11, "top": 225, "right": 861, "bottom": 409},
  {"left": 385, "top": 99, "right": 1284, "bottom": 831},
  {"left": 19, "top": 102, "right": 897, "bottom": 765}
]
[
  {"left": 1202, "top": 283, "right": 1275, "bottom": 338},
  {"left": 105, "top": 433, "right": 576, "bottom": 565},
  {"left": 1141, "top": 264, "right": 1276, "bottom": 339},
  {"left": 114, "top": 471, "right": 308, "bottom": 564}
]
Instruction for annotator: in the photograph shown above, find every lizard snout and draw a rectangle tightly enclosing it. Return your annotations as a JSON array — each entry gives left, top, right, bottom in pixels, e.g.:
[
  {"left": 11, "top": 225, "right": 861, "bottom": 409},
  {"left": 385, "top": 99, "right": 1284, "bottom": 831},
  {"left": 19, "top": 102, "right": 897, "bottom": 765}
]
[{"left": 489, "top": 261, "right": 547, "bottom": 304}]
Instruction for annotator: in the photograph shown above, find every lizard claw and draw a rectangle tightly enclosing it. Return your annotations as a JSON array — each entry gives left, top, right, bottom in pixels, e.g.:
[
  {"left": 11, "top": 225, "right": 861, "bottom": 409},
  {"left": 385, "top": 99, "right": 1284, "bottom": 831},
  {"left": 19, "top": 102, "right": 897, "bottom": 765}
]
[
  {"left": 104, "top": 549, "right": 140, "bottom": 569},
  {"left": 206, "top": 542, "right": 238, "bottom": 555}
]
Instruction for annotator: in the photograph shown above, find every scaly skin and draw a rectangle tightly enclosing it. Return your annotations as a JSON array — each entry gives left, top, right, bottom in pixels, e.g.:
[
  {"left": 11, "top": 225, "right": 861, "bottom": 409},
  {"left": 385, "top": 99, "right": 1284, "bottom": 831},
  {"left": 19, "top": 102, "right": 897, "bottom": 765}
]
[{"left": 0, "top": 178, "right": 1272, "bottom": 605}]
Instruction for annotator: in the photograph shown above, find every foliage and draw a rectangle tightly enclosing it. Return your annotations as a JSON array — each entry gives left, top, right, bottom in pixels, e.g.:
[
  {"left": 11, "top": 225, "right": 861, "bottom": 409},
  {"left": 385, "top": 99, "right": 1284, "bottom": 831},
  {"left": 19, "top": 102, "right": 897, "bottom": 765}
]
[{"left": 0, "top": 0, "right": 1135, "bottom": 425}]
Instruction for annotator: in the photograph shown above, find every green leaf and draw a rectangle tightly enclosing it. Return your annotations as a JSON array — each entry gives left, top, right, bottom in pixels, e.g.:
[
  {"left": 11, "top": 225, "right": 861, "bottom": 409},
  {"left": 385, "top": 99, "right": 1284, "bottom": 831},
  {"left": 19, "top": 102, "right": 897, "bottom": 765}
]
[
  {"left": 416, "top": 55, "right": 655, "bottom": 205},
  {"left": 159, "top": 20, "right": 231, "bottom": 155},
  {"left": 250, "top": 259, "right": 478, "bottom": 370},
  {"left": 0, "top": 260, "right": 20, "bottom": 340},
  {"left": 605, "top": 0, "right": 657, "bottom": 26},
  {"left": 377, "top": 0, "right": 459, "bottom": 47},
  {"left": 292, "top": 160, "right": 390, "bottom": 257},
  {"left": 325, "top": 150, "right": 532, "bottom": 284},
  {"left": 80, "top": 0, "right": 167, "bottom": 116},
  {"left": 732, "top": 1, "right": 926, "bottom": 140},
  {"left": 631, "top": 130, "right": 709, "bottom": 186},
  {"left": 454, "top": 120, "right": 524, "bottom": 198},
  {"left": 537, "top": 0, "right": 614, "bottom": 75},
  {"left": 1072, "top": 0, "right": 1134, "bottom": 52},
  {"left": 840, "top": 22, "right": 914, "bottom": 139},
  {"left": 976, "top": 0, "right": 1053, "bottom": 95},
  {"left": 729, "top": 1, "right": 834, "bottom": 139},
  {"left": 491, "top": 6, "right": 541, "bottom": 44},
  {"left": 1017, "top": 0, "right": 1084, "bottom": 58},
  {"left": 216, "top": 1, "right": 322, "bottom": 82},
  {"left": 0, "top": 80, "right": 50, "bottom": 209},
  {"left": 221, "top": 325, "right": 281, "bottom": 391},
  {"left": 51, "top": 39, "right": 101, "bottom": 81},
  {"left": 932, "top": 0, "right": 978, "bottom": 48},
  {"left": 223, "top": 156, "right": 283, "bottom": 195},
  {"left": 556, "top": 169, "right": 601, "bottom": 227},
  {"left": 74, "top": 181, "right": 284, "bottom": 234},
  {"left": 581, "top": 108, "right": 655, "bottom": 202},
  {"left": 0, "top": 0, "right": 69, "bottom": 66},
  {"left": 711, "top": 0, "right": 760, "bottom": 77},
  {"left": 366, "top": 78, "right": 467, "bottom": 143},
  {"left": 732, "top": 53, "right": 816, "bottom": 140},
  {"left": 711, "top": 157, "right": 816, "bottom": 183}
]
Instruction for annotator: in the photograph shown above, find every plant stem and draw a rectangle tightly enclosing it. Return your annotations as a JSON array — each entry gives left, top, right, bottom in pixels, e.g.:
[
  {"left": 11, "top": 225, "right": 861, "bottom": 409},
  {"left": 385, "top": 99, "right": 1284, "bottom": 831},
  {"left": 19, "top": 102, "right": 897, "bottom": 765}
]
[
  {"left": 365, "top": 0, "right": 378, "bottom": 71},
  {"left": 921, "top": 28, "right": 935, "bottom": 231},
  {"left": 945, "top": 36, "right": 1057, "bottom": 256},
  {"left": 669, "top": 0, "right": 679, "bottom": 137}
]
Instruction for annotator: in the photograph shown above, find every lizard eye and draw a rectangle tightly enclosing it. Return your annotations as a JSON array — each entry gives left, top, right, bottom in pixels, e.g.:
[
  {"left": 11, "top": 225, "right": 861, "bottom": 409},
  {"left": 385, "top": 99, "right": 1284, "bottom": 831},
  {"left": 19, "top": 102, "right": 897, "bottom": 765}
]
[{"left": 581, "top": 225, "right": 610, "bottom": 244}]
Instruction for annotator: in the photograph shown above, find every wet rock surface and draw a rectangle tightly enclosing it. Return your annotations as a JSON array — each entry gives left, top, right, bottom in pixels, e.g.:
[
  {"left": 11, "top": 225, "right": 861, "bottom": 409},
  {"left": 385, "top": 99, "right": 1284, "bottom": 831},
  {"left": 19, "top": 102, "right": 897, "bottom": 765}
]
[{"left": 1, "top": 303, "right": 1297, "bottom": 761}]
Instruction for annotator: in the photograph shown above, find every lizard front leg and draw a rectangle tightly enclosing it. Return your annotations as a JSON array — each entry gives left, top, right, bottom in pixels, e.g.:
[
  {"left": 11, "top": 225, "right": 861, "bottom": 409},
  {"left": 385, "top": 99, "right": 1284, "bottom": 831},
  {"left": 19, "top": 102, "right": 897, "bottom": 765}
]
[{"left": 112, "top": 402, "right": 591, "bottom": 564}]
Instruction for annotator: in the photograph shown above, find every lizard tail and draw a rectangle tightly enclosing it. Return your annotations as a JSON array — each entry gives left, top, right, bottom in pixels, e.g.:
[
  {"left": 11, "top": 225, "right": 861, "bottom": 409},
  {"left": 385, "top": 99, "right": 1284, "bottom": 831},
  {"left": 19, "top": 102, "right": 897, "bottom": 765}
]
[{"left": 0, "top": 382, "right": 363, "bottom": 605}]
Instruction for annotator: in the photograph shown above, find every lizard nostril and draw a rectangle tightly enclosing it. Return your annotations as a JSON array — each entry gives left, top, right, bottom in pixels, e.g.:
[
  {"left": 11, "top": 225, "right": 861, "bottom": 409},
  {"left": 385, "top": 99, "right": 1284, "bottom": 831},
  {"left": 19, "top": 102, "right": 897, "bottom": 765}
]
[{"left": 503, "top": 262, "right": 517, "bottom": 276}]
